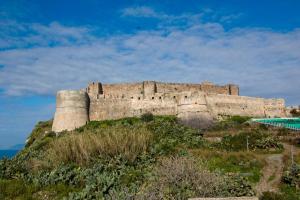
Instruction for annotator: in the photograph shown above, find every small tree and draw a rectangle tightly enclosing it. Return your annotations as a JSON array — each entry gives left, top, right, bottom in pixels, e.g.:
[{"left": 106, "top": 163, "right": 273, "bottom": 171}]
[{"left": 290, "top": 108, "right": 300, "bottom": 117}]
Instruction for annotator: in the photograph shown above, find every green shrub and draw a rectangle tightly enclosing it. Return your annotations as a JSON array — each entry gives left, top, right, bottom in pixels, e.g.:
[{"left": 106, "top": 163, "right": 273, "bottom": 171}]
[
  {"left": 260, "top": 191, "right": 285, "bottom": 200},
  {"left": 282, "top": 163, "right": 300, "bottom": 188},
  {"left": 25, "top": 120, "right": 53, "bottom": 148},
  {"left": 277, "top": 127, "right": 290, "bottom": 136},
  {"left": 148, "top": 116, "right": 204, "bottom": 155},
  {"left": 280, "top": 184, "right": 300, "bottom": 200},
  {"left": 225, "top": 174, "right": 255, "bottom": 197},
  {"left": 0, "top": 179, "right": 38, "bottom": 199},
  {"left": 215, "top": 131, "right": 283, "bottom": 151},
  {"left": 200, "top": 151, "right": 264, "bottom": 183},
  {"left": 0, "top": 156, "right": 28, "bottom": 179},
  {"left": 229, "top": 116, "right": 251, "bottom": 124},
  {"left": 290, "top": 109, "right": 300, "bottom": 117},
  {"left": 210, "top": 115, "right": 251, "bottom": 131},
  {"left": 141, "top": 112, "right": 154, "bottom": 122}
]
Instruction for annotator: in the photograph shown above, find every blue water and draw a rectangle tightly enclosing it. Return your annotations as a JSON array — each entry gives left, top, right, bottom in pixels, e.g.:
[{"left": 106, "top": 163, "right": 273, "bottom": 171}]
[{"left": 0, "top": 150, "right": 19, "bottom": 159}]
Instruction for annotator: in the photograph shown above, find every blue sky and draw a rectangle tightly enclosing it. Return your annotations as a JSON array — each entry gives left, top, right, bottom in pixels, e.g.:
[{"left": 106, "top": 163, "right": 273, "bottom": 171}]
[{"left": 0, "top": 0, "right": 300, "bottom": 148}]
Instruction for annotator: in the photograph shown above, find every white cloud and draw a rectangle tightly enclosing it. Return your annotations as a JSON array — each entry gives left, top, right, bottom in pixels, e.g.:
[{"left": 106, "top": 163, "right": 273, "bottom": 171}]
[
  {"left": 121, "top": 6, "right": 163, "bottom": 18},
  {"left": 0, "top": 14, "right": 300, "bottom": 104},
  {"left": 0, "top": 20, "right": 94, "bottom": 49}
]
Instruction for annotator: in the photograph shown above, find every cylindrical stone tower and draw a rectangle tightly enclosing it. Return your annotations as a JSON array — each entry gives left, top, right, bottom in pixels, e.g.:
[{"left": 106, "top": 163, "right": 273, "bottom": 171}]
[{"left": 52, "top": 90, "right": 89, "bottom": 132}]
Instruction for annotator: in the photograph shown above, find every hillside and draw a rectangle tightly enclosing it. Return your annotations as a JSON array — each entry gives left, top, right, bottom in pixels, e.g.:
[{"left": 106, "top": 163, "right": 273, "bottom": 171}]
[{"left": 0, "top": 114, "right": 299, "bottom": 200}]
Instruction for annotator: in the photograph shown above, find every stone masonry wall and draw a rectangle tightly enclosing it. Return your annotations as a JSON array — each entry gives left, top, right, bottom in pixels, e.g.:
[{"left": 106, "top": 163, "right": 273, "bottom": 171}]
[
  {"left": 88, "top": 87, "right": 286, "bottom": 129},
  {"left": 86, "top": 81, "right": 239, "bottom": 99},
  {"left": 52, "top": 81, "right": 286, "bottom": 132}
]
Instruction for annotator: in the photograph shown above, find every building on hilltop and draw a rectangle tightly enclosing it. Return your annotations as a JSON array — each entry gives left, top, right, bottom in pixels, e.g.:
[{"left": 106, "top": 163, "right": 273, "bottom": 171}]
[{"left": 52, "top": 81, "right": 286, "bottom": 132}]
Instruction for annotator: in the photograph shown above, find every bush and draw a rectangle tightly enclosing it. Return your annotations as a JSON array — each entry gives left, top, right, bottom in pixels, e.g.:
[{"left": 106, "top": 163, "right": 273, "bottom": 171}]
[
  {"left": 260, "top": 191, "right": 285, "bottom": 200},
  {"left": 25, "top": 120, "right": 53, "bottom": 148},
  {"left": 0, "top": 156, "right": 28, "bottom": 179},
  {"left": 280, "top": 184, "right": 300, "bottom": 200},
  {"left": 215, "top": 131, "right": 283, "bottom": 151},
  {"left": 140, "top": 156, "right": 228, "bottom": 199},
  {"left": 140, "top": 156, "right": 255, "bottom": 199},
  {"left": 199, "top": 151, "right": 264, "bottom": 183},
  {"left": 225, "top": 174, "right": 255, "bottom": 197},
  {"left": 210, "top": 115, "right": 251, "bottom": 131},
  {"left": 290, "top": 109, "right": 300, "bottom": 117},
  {"left": 141, "top": 112, "right": 154, "bottom": 122},
  {"left": 148, "top": 117, "right": 204, "bottom": 155},
  {"left": 0, "top": 179, "right": 38, "bottom": 199},
  {"left": 229, "top": 116, "right": 251, "bottom": 124},
  {"left": 282, "top": 163, "right": 300, "bottom": 188}
]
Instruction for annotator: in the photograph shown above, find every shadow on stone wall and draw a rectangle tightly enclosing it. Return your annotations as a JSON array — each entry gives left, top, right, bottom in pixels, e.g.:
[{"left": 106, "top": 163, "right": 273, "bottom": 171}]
[{"left": 178, "top": 113, "right": 214, "bottom": 129}]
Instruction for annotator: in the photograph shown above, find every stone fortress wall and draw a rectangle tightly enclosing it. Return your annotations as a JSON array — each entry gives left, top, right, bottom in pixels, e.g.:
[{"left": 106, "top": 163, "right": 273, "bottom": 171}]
[{"left": 52, "top": 81, "right": 286, "bottom": 132}]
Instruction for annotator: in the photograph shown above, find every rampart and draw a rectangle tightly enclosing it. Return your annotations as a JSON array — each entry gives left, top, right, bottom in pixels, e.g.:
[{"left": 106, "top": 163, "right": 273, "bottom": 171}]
[{"left": 52, "top": 81, "right": 286, "bottom": 132}]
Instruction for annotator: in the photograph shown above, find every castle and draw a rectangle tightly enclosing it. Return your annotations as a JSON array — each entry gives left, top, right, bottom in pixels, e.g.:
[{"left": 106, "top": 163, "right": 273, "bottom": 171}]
[{"left": 52, "top": 81, "right": 286, "bottom": 132}]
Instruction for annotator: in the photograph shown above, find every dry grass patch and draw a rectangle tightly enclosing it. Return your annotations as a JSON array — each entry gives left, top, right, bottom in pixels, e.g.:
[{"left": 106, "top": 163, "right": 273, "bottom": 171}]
[
  {"left": 139, "top": 156, "right": 227, "bottom": 199},
  {"left": 45, "top": 125, "right": 152, "bottom": 166}
]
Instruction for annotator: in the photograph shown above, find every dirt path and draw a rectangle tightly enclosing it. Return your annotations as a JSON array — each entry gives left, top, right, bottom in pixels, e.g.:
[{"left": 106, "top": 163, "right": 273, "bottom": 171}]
[
  {"left": 255, "top": 153, "right": 283, "bottom": 195},
  {"left": 255, "top": 143, "right": 300, "bottom": 195}
]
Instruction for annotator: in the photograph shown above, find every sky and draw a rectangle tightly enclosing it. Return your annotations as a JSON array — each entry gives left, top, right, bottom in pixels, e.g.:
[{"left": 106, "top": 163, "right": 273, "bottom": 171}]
[{"left": 0, "top": 0, "right": 300, "bottom": 149}]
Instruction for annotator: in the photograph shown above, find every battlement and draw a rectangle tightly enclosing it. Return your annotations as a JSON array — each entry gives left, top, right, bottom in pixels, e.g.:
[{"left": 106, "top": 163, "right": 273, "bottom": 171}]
[
  {"left": 52, "top": 81, "right": 286, "bottom": 132},
  {"left": 86, "top": 81, "right": 239, "bottom": 99}
]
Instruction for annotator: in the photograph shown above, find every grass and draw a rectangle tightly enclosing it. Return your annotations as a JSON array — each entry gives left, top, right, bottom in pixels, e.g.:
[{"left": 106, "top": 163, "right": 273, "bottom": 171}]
[
  {"left": 0, "top": 179, "right": 38, "bottom": 200},
  {"left": 280, "top": 185, "right": 300, "bottom": 200},
  {"left": 268, "top": 173, "right": 276, "bottom": 182},
  {"left": 191, "top": 149, "right": 264, "bottom": 183},
  {"left": 2, "top": 115, "right": 300, "bottom": 199},
  {"left": 45, "top": 125, "right": 152, "bottom": 166},
  {"left": 0, "top": 179, "right": 78, "bottom": 200},
  {"left": 212, "top": 130, "right": 283, "bottom": 153},
  {"left": 25, "top": 120, "right": 53, "bottom": 148}
]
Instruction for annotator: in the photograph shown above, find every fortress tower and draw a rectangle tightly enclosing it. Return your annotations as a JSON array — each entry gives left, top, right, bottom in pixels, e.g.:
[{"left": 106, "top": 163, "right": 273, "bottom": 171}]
[{"left": 52, "top": 90, "right": 90, "bottom": 132}]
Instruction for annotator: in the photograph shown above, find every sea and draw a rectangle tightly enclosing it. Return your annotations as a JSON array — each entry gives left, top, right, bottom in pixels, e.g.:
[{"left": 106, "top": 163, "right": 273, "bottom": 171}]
[{"left": 0, "top": 150, "right": 19, "bottom": 159}]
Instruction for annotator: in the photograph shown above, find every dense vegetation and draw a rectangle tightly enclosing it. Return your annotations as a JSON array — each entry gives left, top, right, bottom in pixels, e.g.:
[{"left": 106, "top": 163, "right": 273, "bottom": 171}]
[{"left": 0, "top": 114, "right": 299, "bottom": 199}]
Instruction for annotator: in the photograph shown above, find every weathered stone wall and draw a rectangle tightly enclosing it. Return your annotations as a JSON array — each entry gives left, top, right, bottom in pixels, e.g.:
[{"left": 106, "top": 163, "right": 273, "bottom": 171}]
[
  {"left": 52, "top": 81, "right": 286, "bottom": 132},
  {"left": 52, "top": 90, "right": 90, "bottom": 132},
  {"left": 89, "top": 92, "right": 179, "bottom": 121},
  {"left": 206, "top": 94, "right": 285, "bottom": 118},
  {"left": 88, "top": 90, "right": 286, "bottom": 129},
  {"left": 87, "top": 81, "right": 239, "bottom": 99}
]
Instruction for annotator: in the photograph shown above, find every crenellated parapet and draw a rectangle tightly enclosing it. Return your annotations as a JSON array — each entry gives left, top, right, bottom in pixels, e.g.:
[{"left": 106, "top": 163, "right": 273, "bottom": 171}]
[{"left": 86, "top": 81, "right": 239, "bottom": 99}]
